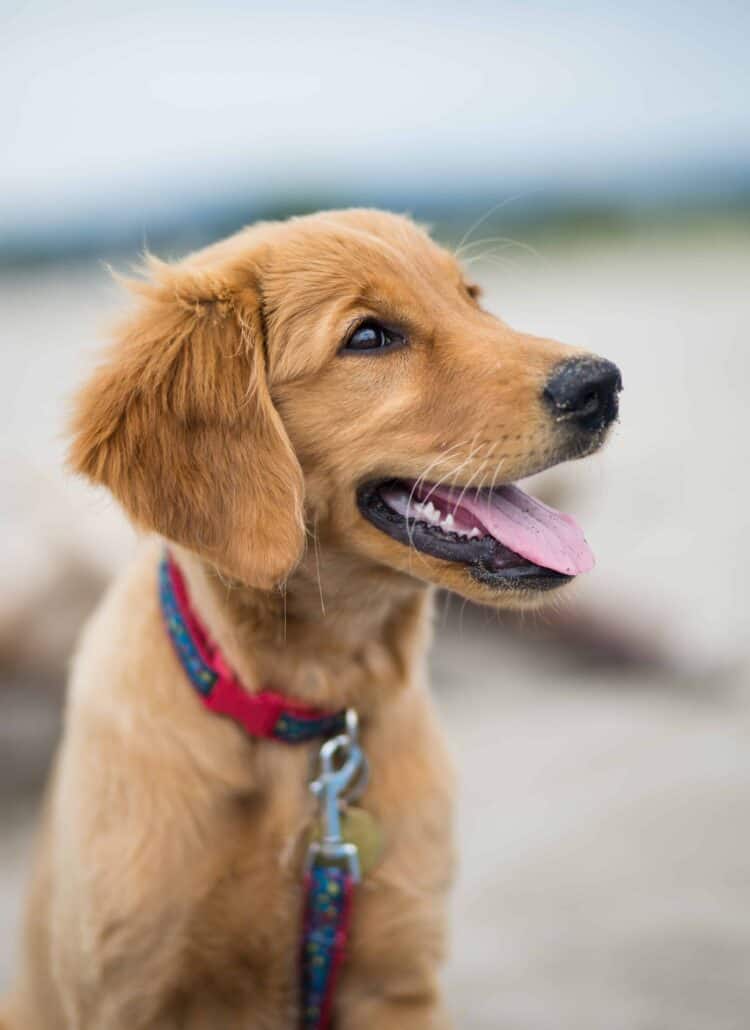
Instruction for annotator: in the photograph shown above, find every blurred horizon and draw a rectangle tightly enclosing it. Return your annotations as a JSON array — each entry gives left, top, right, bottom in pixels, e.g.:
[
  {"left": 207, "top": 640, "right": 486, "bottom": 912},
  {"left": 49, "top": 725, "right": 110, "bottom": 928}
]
[{"left": 3, "top": 0, "right": 749, "bottom": 263}]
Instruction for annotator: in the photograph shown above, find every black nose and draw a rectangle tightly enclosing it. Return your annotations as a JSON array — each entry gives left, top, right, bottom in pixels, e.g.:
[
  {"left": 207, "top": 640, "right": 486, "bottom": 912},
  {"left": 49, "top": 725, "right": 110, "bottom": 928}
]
[{"left": 543, "top": 357, "right": 622, "bottom": 432}]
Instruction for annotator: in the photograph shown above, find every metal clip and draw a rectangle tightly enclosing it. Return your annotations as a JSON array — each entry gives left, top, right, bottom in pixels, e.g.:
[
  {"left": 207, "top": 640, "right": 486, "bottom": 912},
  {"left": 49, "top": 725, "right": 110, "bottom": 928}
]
[{"left": 306, "top": 709, "right": 367, "bottom": 883}]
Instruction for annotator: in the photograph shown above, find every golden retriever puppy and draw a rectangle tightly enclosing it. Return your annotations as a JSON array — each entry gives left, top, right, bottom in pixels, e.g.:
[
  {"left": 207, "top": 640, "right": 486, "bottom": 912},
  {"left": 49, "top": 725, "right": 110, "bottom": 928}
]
[{"left": 2, "top": 209, "right": 620, "bottom": 1029}]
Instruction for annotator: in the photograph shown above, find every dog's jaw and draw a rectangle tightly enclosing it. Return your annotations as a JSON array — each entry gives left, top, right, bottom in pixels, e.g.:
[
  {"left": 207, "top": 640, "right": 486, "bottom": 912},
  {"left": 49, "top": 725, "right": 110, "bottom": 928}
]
[{"left": 352, "top": 470, "right": 599, "bottom": 604}]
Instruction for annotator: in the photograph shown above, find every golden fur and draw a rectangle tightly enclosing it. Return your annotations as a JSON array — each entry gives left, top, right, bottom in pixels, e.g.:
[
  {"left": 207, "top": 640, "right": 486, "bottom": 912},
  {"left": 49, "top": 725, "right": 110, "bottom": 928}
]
[{"left": 3, "top": 210, "right": 599, "bottom": 1028}]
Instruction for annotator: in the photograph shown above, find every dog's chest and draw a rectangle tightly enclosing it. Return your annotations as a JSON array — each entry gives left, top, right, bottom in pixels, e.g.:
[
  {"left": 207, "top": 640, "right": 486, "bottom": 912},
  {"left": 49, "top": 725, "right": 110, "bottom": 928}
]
[
  {"left": 174, "top": 797, "right": 310, "bottom": 1013},
  {"left": 151, "top": 704, "right": 454, "bottom": 1023}
]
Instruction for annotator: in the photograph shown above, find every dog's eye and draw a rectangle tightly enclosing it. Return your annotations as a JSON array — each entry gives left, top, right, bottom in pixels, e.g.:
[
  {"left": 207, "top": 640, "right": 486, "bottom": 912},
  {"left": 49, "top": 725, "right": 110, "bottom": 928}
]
[{"left": 342, "top": 319, "right": 405, "bottom": 354}]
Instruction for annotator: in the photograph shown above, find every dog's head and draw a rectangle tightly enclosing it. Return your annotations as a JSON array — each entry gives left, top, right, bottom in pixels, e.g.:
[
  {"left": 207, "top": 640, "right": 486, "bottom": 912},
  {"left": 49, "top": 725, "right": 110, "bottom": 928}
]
[{"left": 70, "top": 209, "right": 621, "bottom": 607}]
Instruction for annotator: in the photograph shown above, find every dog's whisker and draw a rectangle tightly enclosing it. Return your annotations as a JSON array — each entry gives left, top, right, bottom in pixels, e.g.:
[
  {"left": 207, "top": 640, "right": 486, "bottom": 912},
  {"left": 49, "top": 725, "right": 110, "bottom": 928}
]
[
  {"left": 453, "top": 190, "right": 543, "bottom": 255},
  {"left": 402, "top": 439, "right": 480, "bottom": 564},
  {"left": 457, "top": 594, "right": 470, "bottom": 638},
  {"left": 408, "top": 442, "right": 466, "bottom": 509},
  {"left": 311, "top": 516, "right": 326, "bottom": 617},
  {"left": 440, "top": 588, "right": 452, "bottom": 630},
  {"left": 451, "top": 445, "right": 492, "bottom": 513},
  {"left": 488, "top": 451, "right": 507, "bottom": 497},
  {"left": 399, "top": 441, "right": 486, "bottom": 561},
  {"left": 462, "top": 251, "right": 522, "bottom": 275},
  {"left": 405, "top": 441, "right": 467, "bottom": 552},
  {"left": 422, "top": 442, "right": 481, "bottom": 506},
  {"left": 462, "top": 243, "right": 527, "bottom": 267},
  {"left": 471, "top": 442, "right": 501, "bottom": 497},
  {"left": 457, "top": 235, "right": 545, "bottom": 265},
  {"left": 461, "top": 243, "right": 520, "bottom": 265},
  {"left": 444, "top": 435, "right": 483, "bottom": 493}
]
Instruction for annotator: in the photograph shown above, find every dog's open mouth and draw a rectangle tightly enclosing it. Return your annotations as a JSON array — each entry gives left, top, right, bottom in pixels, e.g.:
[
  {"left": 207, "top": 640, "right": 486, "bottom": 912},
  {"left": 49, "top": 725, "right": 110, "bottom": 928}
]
[{"left": 357, "top": 478, "right": 594, "bottom": 590}]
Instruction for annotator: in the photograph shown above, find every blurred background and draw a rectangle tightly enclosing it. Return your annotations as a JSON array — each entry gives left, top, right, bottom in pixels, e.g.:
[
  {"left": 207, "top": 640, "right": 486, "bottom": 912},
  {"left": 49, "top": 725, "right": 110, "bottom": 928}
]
[{"left": 1, "top": 1, "right": 749, "bottom": 1026}]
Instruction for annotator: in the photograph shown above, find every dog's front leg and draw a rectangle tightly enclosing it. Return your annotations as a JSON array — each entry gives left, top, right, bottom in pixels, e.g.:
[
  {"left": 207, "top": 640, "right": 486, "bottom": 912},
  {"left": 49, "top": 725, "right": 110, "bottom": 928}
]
[
  {"left": 337, "top": 992, "right": 453, "bottom": 1030},
  {"left": 333, "top": 875, "right": 454, "bottom": 1030}
]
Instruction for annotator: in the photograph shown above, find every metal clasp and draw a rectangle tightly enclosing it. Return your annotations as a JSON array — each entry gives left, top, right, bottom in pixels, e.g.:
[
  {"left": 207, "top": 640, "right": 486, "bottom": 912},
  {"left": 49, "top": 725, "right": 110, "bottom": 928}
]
[{"left": 306, "top": 709, "right": 368, "bottom": 883}]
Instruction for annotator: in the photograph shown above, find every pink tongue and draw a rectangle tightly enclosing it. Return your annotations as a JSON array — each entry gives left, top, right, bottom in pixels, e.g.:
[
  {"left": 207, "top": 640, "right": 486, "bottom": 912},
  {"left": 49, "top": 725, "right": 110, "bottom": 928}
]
[{"left": 429, "top": 483, "right": 595, "bottom": 576}]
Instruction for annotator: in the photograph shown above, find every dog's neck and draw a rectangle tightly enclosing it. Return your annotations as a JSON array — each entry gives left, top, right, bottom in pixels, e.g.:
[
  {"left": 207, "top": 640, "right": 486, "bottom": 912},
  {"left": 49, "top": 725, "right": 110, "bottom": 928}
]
[{"left": 175, "top": 545, "right": 433, "bottom": 718}]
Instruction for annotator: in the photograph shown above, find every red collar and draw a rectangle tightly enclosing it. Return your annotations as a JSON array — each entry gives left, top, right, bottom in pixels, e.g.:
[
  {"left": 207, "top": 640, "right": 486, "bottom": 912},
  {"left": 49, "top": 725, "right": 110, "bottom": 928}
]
[{"left": 159, "top": 552, "right": 346, "bottom": 744}]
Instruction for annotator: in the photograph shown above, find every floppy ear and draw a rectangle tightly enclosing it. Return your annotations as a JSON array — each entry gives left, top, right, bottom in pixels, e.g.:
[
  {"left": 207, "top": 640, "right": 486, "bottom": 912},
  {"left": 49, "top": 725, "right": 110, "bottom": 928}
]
[{"left": 69, "top": 258, "right": 305, "bottom": 589}]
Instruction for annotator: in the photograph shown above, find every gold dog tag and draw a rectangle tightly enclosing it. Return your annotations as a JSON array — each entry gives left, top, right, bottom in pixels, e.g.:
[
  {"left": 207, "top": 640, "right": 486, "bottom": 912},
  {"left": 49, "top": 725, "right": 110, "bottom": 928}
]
[
  {"left": 340, "top": 806, "right": 384, "bottom": 876},
  {"left": 307, "top": 806, "right": 384, "bottom": 877}
]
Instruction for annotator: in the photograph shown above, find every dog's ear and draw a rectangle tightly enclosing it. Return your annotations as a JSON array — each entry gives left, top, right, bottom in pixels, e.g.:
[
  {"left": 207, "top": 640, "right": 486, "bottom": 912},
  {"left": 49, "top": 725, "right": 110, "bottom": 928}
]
[{"left": 69, "top": 257, "right": 305, "bottom": 589}]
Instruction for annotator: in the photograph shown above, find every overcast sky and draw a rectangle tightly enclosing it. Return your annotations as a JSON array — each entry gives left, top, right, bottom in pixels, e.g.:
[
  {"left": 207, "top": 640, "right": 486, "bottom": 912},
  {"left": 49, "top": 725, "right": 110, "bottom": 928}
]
[{"left": 2, "top": 0, "right": 748, "bottom": 233}]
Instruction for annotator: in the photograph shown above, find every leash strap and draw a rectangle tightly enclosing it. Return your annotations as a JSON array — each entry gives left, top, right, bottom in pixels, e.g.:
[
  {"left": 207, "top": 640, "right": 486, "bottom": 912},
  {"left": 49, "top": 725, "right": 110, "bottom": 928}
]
[
  {"left": 301, "top": 866, "right": 355, "bottom": 1028},
  {"left": 302, "top": 716, "right": 367, "bottom": 1028}
]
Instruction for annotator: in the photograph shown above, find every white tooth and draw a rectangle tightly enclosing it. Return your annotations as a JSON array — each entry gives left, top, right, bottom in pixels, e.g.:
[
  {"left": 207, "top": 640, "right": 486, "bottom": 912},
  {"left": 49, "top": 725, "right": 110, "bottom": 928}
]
[
  {"left": 453, "top": 524, "right": 480, "bottom": 539},
  {"left": 443, "top": 513, "right": 455, "bottom": 528}
]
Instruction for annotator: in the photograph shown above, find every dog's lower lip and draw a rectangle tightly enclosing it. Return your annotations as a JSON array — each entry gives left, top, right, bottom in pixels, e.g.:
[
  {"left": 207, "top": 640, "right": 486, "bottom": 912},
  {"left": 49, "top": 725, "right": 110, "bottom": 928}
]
[{"left": 356, "top": 478, "right": 574, "bottom": 590}]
